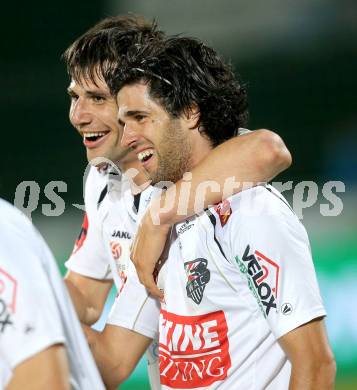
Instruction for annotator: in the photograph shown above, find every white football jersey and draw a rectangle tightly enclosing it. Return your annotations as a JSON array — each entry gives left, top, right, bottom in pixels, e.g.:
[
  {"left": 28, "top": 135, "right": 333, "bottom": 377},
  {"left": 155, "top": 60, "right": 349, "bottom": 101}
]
[
  {"left": 116, "top": 184, "right": 326, "bottom": 389},
  {"left": 65, "top": 129, "right": 256, "bottom": 389},
  {"left": 65, "top": 166, "right": 161, "bottom": 389},
  {"left": 100, "top": 172, "right": 161, "bottom": 390},
  {"left": 65, "top": 166, "right": 112, "bottom": 279},
  {"left": 0, "top": 199, "right": 105, "bottom": 389}
]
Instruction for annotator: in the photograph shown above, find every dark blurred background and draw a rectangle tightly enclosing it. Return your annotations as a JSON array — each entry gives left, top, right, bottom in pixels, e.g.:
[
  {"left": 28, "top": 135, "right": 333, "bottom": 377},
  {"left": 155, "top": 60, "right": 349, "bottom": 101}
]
[
  {"left": 1, "top": 1, "right": 356, "bottom": 389},
  {"left": 1, "top": 0, "right": 357, "bottom": 205}
]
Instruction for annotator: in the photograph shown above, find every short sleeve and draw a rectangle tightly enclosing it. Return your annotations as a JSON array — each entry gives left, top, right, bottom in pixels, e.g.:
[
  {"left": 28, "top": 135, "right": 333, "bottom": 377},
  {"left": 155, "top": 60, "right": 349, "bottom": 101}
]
[
  {"left": 225, "top": 186, "right": 326, "bottom": 339},
  {"left": 65, "top": 167, "right": 112, "bottom": 279},
  {"left": 0, "top": 237, "right": 65, "bottom": 370},
  {"left": 65, "top": 212, "right": 111, "bottom": 279},
  {"left": 106, "top": 266, "right": 160, "bottom": 340}
]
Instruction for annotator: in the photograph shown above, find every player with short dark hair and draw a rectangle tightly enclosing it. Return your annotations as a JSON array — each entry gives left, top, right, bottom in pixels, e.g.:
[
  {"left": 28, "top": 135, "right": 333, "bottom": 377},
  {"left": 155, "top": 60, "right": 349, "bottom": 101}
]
[
  {"left": 114, "top": 35, "right": 336, "bottom": 389},
  {"left": 63, "top": 15, "right": 293, "bottom": 389},
  {"left": 110, "top": 35, "right": 249, "bottom": 148},
  {"left": 64, "top": 15, "right": 164, "bottom": 89}
]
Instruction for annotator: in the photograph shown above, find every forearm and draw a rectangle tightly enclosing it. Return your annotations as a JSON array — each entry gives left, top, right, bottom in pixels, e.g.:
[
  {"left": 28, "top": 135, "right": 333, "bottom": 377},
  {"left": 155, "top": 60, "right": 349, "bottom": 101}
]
[
  {"left": 289, "top": 359, "right": 336, "bottom": 390},
  {"left": 64, "top": 278, "right": 100, "bottom": 325},
  {"left": 152, "top": 129, "right": 291, "bottom": 225},
  {"left": 279, "top": 319, "right": 336, "bottom": 390},
  {"left": 82, "top": 326, "right": 118, "bottom": 390},
  {"left": 188, "top": 129, "right": 291, "bottom": 185},
  {"left": 129, "top": 129, "right": 292, "bottom": 297},
  {"left": 83, "top": 324, "right": 151, "bottom": 390},
  {"left": 7, "top": 345, "right": 70, "bottom": 390}
]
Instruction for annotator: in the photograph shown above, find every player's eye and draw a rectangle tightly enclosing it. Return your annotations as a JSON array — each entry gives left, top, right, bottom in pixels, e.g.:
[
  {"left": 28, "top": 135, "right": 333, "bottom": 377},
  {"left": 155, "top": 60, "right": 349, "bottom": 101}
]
[
  {"left": 135, "top": 114, "right": 146, "bottom": 122},
  {"left": 92, "top": 95, "right": 105, "bottom": 103},
  {"left": 68, "top": 92, "right": 78, "bottom": 101}
]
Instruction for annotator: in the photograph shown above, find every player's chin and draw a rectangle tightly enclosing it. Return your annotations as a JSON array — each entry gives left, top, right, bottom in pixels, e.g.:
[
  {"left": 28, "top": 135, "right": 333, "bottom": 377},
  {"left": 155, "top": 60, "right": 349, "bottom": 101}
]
[
  {"left": 118, "top": 148, "right": 136, "bottom": 164},
  {"left": 87, "top": 149, "right": 114, "bottom": 167},
  {"left": 146, "top": 166, "right": 161, "bottom": 184}
]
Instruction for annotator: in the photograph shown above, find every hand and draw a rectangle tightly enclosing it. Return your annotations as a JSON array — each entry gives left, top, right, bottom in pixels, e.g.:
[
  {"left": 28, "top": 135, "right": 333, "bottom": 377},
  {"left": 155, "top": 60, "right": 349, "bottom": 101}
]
[{"left": 130, "top": 208, "right": 171, "bottom": 299}]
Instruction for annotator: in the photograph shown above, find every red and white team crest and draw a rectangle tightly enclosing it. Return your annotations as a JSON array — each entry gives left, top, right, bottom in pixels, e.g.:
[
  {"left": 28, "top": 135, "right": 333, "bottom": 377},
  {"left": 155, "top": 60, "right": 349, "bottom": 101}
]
[
  {"left": 184, "top": 258, "right": 210, "bottom": 305},
  {"left": 159, "top": 310, "right": 231, "bottom": 388},
  {"left": 110, "top": 241, "right": 122, "bottom": 260},
  {"left": 214, "top": 200, "right": 232, "bottom": 227}
]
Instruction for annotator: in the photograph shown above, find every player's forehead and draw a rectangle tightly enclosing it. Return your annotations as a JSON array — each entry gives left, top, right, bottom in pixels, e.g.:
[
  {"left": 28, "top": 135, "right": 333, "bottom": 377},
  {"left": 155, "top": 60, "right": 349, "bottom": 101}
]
[
  {"left": 68, "top": 77, "right": 110, "bottom": 95},
  {"left": 68, "top": 68, "right": 110, "bottom": 94},
  {"left": 117, "top": 82, "right": 162, "bottom": 114}
]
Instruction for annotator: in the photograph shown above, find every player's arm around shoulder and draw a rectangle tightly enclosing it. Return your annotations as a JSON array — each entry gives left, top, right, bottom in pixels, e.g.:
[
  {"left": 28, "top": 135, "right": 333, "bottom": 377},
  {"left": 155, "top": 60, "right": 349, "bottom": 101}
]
[
  {"left": 193, "top": 128, "right": 292, "bottom": 189},
  {"left": 162, "top": 129, "right": 292, "bottom": 226},
  {"left": 64, "top": 271, "right": 112, "bottom": 325},
  {"left": 130, "top": 129, "right": 292, "bottom": 296},
  {"left": 278, "top": 317, "right": 336, "bottom": 389},
  {"left": 245, "top": 128, "right": 292, "bottom": 179}
]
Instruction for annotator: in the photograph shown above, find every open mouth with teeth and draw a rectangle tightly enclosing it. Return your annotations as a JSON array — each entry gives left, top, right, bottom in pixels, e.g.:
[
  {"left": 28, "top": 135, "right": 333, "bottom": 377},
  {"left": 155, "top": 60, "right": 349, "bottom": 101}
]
[
  {"left": 83, "top": 131, "right": 109, "bottom": 142},
  {"left": 138, "top": 149, "right": 154, "bottom": 164}
]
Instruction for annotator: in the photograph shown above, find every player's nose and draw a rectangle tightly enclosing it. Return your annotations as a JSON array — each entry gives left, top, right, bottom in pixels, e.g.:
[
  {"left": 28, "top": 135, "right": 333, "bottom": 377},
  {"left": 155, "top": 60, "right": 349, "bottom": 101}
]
[
  {"left": 69, "top": 98, "right": 92, "bottom": 127},
  {"left": 121, "top": 123, "right": 139, "bottom": 148}
]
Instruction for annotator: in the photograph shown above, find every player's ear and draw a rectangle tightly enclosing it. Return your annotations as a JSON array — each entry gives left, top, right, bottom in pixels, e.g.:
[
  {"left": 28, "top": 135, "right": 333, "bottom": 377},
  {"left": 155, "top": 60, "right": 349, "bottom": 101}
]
[{"left": 184, "top": 105, "right": 201, "bottom": 130}]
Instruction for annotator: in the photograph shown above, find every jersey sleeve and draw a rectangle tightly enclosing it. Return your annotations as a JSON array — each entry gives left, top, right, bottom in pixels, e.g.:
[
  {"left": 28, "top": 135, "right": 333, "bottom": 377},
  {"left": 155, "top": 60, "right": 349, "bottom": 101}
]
[
  {"left": 0, "top": 210, "right": 66, "bottom": 371},
  {"left": 225, "top": 186, "right": 326, "bottom": 339},
  {"left": 106, "top": 264, "right": 160, "bottom": 340},
  {"left": 65, "top": 167, "right": 112, "bottom": 279}
]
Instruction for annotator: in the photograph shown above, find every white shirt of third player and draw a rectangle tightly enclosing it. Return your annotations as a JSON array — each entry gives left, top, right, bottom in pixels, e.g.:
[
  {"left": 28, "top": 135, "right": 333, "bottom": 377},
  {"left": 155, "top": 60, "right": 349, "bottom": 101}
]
[{"left": 0, "top": 199, "right": 105, "bottom": 389}]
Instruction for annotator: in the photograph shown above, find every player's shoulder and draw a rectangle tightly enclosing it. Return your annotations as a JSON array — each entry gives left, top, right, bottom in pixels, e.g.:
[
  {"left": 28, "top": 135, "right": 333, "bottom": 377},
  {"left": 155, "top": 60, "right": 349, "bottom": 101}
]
[
  {"left": 0, "top": 199, "right": 45, "bottom": 271},
  {"left": 82, "top": 165, "right": 116, "bottom": 218},
  {"left": 211, "top": 184, "right": 299, "bottom": 236},
  {"left": 0, "top": 199, "right": 33, "bottom": 236},
  {"left": 108, "top": 178, "right": 154, "bottom": 218},
  {"left": 230, "top": 184, "right": 294, "bottom": 216},
  {"left": 85, "top": 166, "right": 109, "bottom": 198},
  {"left": 210, "top": 186, "right": 310, "bottom": 262}
]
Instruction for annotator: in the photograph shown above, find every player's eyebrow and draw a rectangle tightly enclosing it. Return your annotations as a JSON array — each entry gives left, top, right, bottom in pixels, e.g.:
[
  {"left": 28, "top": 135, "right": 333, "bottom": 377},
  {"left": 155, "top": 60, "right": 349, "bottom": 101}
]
[
  {"left": 85, "top": 90, "right": 111, "bottom": 99},
  {"left": 118, "top": 110, "right": 149, "bottom": 126},
  {"left": 124, "top": 110, "right": 149, "bottom": 117},
  {"left": 66, "top": 87, "right": 111, "bottom": 99}
]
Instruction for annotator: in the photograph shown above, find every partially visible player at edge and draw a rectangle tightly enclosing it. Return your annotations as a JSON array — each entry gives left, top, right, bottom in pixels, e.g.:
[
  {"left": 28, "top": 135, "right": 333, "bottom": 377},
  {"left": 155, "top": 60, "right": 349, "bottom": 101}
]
[
  {"left": 63, "top": 15, "right": 292, "bottom": 389},
  {"left": 114, "top": 35, "right": 336, "bottom": 389},
  {"left": 0, "top": 199, "right": 105, "bottom": 390}
]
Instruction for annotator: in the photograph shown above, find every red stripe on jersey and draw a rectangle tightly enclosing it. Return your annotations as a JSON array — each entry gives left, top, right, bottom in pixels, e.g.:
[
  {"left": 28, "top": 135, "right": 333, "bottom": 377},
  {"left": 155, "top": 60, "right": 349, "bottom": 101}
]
[{"left": 72, "top": 213, "right": 89, "bottom": 255}]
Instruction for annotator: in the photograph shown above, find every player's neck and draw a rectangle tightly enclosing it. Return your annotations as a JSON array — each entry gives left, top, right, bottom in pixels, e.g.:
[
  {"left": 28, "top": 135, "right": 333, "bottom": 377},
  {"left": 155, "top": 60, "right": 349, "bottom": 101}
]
[
  {"left": 187, "top": 132, "right": 213, "bottom": 170},
  {"left": 120, "top": 159, "right": 151, "bottom": 195}
]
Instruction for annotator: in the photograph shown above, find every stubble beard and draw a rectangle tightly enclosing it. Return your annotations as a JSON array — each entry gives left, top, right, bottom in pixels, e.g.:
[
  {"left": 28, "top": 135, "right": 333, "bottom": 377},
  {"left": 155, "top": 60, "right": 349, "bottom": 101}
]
[{"left": 150, "top": 121, "right": 192, "bottom": 186}]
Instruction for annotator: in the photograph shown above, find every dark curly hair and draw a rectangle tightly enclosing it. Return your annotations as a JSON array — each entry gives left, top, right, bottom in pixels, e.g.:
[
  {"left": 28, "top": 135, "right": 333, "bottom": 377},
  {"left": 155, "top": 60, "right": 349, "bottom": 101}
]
[
  {"left": 109, "top": 36, "right": 249, "bottom": 146},
  {"left": 62, "top": 14, "right": 164, "bottom": 86}
]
